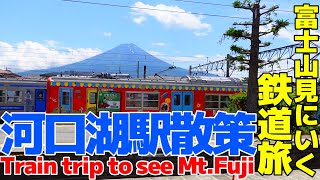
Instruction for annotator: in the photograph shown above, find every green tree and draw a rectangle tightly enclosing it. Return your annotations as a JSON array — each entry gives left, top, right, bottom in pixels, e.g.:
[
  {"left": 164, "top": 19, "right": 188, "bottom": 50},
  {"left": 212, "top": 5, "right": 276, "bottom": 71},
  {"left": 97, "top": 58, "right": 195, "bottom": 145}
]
[
  {"left": 223, "top": 0, "right": 289, "bottom": 113},
  {"left": 241, "top": 77, "right": 249, "bottom": 83},
  {"left": 227, "top": 92, "right": 247, "bottom": 113}
]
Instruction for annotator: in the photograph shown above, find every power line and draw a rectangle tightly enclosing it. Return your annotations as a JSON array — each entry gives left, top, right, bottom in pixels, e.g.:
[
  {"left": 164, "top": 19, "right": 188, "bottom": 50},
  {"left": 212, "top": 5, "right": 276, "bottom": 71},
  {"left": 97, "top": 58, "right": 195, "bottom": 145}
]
[
  {"left": 172, "top": 0, "right": 233, "bottom": 7},
  {"left": 145, "top": 0, "right": 311, "bottom": 27},
  {"left": 172, "top": 0, "right": 293, "bottom": 13},
  {"left": 63, "top": 0, "right": 306, "bottom": 27},
  {"left": 61, "top": 0, "right": 251, "bottom": 20}
]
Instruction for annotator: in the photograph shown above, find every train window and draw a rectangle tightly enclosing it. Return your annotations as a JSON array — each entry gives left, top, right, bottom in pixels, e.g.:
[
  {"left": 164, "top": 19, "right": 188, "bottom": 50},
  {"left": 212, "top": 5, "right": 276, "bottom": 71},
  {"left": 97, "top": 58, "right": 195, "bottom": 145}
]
[
  {"left": 0, "top": 90, "right": 5, "bottom": 96},
  {"left": 205, "top": 94, "right": 230, "bottom": 109},
  {"left": 220, "top": 102, "right": 229, "bottom": 109},
  {"left": 126, "top": 92, "right": 159, "bottom": 109},
  {"left": 174, "top": 94, "right": 180, "bottom": 105},
  {"left": 143, "top": 93, "right": 158, "bottom": 100},
  {"left": 37, "top": 92, "right": 44, "bottom": 101},
  {"left": 126, "top": 93, "right": 142, "bottom": 108},
  {"left": 0, "top": 90, "right": 5, "bottom": 102},
  {"left": 220, "top": 95, "right": 230, "bottom": 102},
  {"left": 62, "top": 91, "right": 70, "bottom": 105},
  {"left": 143, "top": 101, "right": 158, "bottom": 108},
  {"left": 126, "top": 100, "right": 142, "bottom": 108},
  {"left": 89, "top": 92, "right": 96, "bottom": 104},
  {"left": 127, "top": 93, "right": 141, "bottom": 100},
  {"left": 205, "top": 102, "right": 219, "bottom": 108},
  {"left": 205, "top": 95, "right": 218, "bottom": 101},
  {"left": 220, "top": 95, "right": 230, "bottom": 109},
  {"left": 184, "top": 95, "right": 191, "bottom": 105},
  {"left": 7, "top": 90, "right": 22, "bottom": 103},
  {"left": 143, "top": 93, "right": 159, "bottom": 108}
]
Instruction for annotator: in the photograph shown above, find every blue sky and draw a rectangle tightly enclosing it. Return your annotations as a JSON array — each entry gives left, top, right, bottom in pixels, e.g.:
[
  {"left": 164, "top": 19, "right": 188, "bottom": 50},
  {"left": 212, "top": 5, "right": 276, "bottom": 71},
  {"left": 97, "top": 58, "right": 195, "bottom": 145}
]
[{"left": 0, "top": 0, "right": 319, "bottom": 77}]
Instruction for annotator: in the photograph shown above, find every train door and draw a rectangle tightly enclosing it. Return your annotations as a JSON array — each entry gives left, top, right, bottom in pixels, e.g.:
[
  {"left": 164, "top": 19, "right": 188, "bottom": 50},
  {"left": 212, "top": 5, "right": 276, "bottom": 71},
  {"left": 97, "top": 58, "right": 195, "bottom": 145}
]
[
  {"left": 35, "top": 89, "right": 46, "bottom": 112},
  {"left": 171, "top": 92, "right": 193, "bottom": 111},
  {"left": 59, "top": 88, "right": 72, "bottom": 113},
  {"left": 86, "top": 88, "right": 97, "bottom": 114}
]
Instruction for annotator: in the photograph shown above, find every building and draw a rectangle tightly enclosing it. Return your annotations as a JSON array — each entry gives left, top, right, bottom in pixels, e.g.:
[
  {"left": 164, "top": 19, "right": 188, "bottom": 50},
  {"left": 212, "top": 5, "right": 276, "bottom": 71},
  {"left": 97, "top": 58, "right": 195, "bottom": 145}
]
[{"left": 0, "top": 69, "right": 21, "bottom": 78}]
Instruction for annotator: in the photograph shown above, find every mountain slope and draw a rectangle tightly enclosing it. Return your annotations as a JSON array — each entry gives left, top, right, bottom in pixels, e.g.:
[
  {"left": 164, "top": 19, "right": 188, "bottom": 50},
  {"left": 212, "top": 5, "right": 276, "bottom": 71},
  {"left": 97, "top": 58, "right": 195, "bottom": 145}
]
[{"left": 21, "top": 43, "right": 215, "bottom": 77}]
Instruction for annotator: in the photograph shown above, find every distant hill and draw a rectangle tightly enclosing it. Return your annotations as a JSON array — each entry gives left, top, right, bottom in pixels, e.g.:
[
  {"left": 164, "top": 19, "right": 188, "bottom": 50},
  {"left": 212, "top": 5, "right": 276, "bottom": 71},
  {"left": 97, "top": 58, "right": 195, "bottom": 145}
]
[{"left": 20, "top": 43, "right": 217, "bottom": 77}]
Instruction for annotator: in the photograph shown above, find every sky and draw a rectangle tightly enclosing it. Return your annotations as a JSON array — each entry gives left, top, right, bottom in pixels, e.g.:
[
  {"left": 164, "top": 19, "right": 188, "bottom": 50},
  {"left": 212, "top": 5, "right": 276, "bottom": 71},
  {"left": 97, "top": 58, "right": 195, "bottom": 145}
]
[{"left": 0, "top": 0, "right": 319, "bottom": 78}]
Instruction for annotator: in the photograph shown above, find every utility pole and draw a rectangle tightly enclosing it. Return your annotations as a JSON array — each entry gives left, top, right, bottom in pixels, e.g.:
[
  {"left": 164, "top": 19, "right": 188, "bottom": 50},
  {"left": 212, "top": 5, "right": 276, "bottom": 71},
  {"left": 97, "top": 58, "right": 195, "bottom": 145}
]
[
  {"left": 226, "top": 55, "right": 230, "bottom": 77},
  {"left": 246, "top": 3, "right": 260, "bottom": 113},
  {"left": 137, "top": 61, "right": 139, "bottom": 78},
  {"left": 143, "top": 65, "right": 146, "bottom": 79}
]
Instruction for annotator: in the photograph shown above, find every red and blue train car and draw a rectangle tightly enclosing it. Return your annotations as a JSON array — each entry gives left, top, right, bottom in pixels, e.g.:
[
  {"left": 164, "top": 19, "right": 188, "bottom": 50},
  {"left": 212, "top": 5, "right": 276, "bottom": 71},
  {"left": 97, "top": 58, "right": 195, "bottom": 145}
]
[{"left": 46, "top": 76, "right": 247, "bottom": 116}]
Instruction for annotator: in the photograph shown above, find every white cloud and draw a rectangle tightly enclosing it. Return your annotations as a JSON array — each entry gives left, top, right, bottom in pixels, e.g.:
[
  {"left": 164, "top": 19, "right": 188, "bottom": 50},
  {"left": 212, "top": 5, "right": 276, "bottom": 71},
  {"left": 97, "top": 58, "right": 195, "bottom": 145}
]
[
  {"left": 103, "top": 32, "right": 112, "bottom": 37},
  {"left": 280, "top": 29, "right": 320, "bottom": 43},
  {"left": 45, "top": 40, "right": 59, "bottom": 47},
  {"left": 167, "top": 56, "right": 205, "bottom": 64},
  {"left": 273, "top": 28, "right": 320, "bottom": 48},
  {"left": 146, "top": 50, "right": 164, "bottom": 56},
  {"left": 148, "top": 51, "right": 224, "bottom": 65},
  {"left": 260, "top": 25, "right": 297, "bottom": 42},
  {"left": 152, "top": 42, "right": 166, "bottom": 47},
  {"left": 0, "top": 40, "right": 102, "bottom": 72},
  {"left": 260, "top": 28, "right": 320, "bottom": 78},
  {"left": 260, "top": 24, "right": 320, "bottom": 44},
  {"left": 133, "top": 16, "right": 147, "bottom": 24},
  {"left": 131, "top": 2, "right": 212, "bottom": 36},
  {"left": 194, "top": 54, "right": 206, "bottom": 58},
  {"left": 277, "top": 28, "right": 295, "bottom": 41},
  {"left": 146, "top": 51, "right": 235, "bottom": 77},
  {"left": 166, "top": 54, "right": 229, "bottom": 77},
  {"left": 194, "top": 31, "right": 210, "bottom": 37},
  {"left": 258, "top": 24, "right": 320, "bottom": 78}
]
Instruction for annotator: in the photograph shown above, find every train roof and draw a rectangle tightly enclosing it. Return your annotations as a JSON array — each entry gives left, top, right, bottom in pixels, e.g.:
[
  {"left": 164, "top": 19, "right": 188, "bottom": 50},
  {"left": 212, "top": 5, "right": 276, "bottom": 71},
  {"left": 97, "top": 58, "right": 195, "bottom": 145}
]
[
  {"left": 0, "top": 77, "right": 47, "bottom": 84},
  {"left": 48, "top": 75, "right": 246, "bottom": 87}
]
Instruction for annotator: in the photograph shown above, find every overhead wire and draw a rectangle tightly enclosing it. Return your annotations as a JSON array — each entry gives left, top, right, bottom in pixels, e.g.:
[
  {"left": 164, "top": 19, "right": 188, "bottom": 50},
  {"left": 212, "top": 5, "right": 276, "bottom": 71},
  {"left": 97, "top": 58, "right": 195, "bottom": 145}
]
[
  {"left": 0, "top": 0, "right": 311, "bottom": 75},
  {"left": 172, "top": 0, "right": 233, "bottom": 7},
  {"left": 172, "top": 0, "right": 293, "bottom": 12},
  {"left": 61, "top": 0, "right": 251, "bottom": 20},
  {"left": 171, "top": 0, "right": 320, "bottom": 27},
  {"left": 61, "top": 0, "right": 320, "bottom": 27}
]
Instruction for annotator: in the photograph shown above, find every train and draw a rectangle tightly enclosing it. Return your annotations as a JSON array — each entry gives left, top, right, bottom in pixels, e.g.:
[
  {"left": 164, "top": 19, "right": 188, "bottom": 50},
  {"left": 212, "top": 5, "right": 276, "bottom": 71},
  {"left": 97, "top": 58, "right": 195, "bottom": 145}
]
[
  {"left": 0, "top": 75, "right": 247, "bottom": 117},
  {"left": 0, "top": 78, "right": 47, "bottom": 116},
  {"left": 45, "top": 76, "right": 246, "bottom": 117}
]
